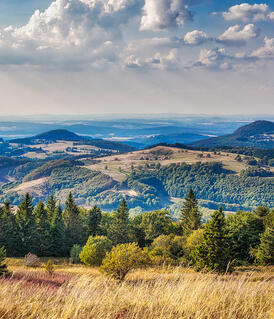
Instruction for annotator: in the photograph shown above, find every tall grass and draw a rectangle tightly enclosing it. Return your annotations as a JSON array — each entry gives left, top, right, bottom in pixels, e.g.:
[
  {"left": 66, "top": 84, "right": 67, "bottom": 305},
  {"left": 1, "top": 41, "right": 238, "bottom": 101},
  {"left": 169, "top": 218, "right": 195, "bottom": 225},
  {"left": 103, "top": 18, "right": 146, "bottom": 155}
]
[{"left": 0, "top": 266, "right": 273, "bottom": 319}]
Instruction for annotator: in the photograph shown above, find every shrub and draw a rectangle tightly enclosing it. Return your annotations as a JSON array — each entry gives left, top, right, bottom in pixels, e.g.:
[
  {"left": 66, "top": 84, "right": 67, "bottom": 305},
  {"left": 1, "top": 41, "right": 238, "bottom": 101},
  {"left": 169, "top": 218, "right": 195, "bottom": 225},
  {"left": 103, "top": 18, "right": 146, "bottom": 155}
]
[
  {"left": 0, "top": 247, "right": 11, "bottom": 277},
  {"left": 45, "top": 259, "right": 54, "bottom": 275},
  {"left": 184, "top": 229, "right": 204, "bottom": 264},
  {"left": 80, "top": 236, "right": 112, "bottom": 266},
  {"left": 70, "top": 245, "right": 82, "bottom": 264},
  {"left": 24, "top": 253, "right": 41, "bottom": 268},
  {"left": 100, "top": 243, "right": 150, "bottom": 281}
]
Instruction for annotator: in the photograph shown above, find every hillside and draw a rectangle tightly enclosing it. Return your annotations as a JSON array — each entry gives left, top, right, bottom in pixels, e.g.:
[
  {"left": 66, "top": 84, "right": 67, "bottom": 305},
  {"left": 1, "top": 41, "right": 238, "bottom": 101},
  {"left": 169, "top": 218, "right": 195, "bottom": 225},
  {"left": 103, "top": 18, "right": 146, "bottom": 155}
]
[
  {"left": 1, "top": 145, "right": 273, "bottom": 211},
  {"left": 193, "top": 121, "right": 274, "bottom": 149}
]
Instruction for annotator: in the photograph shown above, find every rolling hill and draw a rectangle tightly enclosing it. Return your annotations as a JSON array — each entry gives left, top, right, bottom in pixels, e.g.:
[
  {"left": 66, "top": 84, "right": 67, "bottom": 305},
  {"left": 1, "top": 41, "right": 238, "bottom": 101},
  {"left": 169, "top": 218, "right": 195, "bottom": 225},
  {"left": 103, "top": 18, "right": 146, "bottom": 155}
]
[
  {"left": 0, "top": 145, "right": 273, "bottom": 212},
  {"left": 193, "top": 120, "right": 274, "bottom": 149}
]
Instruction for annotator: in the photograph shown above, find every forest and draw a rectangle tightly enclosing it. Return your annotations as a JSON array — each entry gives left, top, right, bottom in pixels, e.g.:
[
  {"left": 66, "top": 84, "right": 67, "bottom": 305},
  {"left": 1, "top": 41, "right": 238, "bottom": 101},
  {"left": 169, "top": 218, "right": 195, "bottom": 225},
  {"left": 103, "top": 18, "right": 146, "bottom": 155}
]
[{"left": 0, "top": 190, "right": 273, "bottom": 276}]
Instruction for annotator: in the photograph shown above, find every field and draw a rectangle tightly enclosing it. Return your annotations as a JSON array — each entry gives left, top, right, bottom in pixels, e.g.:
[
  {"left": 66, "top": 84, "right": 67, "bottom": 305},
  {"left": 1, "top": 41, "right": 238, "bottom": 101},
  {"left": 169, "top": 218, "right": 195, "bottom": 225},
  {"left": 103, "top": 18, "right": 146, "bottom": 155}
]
[{"left": 1, "top": 259, "right": 273, "bottom": 319}]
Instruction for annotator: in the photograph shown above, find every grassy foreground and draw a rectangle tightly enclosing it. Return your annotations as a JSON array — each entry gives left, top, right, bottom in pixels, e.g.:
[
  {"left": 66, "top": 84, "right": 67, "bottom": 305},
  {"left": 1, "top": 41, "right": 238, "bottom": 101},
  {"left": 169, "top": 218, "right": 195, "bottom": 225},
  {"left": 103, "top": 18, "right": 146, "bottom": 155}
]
[{"left": 0, "top": 259, "right": 273, "bottom": 319}]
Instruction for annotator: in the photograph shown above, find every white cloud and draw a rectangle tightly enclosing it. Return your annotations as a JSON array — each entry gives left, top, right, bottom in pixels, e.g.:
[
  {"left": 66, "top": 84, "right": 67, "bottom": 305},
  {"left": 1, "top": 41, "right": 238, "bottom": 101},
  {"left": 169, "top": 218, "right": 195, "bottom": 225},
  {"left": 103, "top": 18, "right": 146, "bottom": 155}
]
[
  {"left": 222, "top": 3, "right": 274, "bottom": 22},
  {"left": 251, "top": 37, "right": 274, "bottom": 59},
  {"left": 140, "top": 0, "right": 208, "bottom": 31},
  {"left": 184, "top": 30, "right": 208, "bottom": 45},
  {"left": 196, "top": 47, "right": 231, "bottom": 69},
  {"left": 218, "top": 24, "right": 260, "bottom": 46}
]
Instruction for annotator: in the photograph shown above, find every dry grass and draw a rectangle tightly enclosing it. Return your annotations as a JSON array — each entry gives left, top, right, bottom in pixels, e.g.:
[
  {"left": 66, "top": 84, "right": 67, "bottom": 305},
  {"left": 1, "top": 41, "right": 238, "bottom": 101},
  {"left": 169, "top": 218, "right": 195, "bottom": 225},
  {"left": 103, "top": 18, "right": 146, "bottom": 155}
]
[{"left": 0, "top": 261, "right": 273, "bottom": 319}]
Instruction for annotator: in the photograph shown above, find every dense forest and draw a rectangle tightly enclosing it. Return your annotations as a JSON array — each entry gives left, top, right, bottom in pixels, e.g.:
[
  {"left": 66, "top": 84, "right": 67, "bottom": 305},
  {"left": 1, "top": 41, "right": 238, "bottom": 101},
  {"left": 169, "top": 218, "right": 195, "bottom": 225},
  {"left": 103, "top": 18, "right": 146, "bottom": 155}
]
[{"left": 0, "top": 191, "right": 273, "bottom": 274}]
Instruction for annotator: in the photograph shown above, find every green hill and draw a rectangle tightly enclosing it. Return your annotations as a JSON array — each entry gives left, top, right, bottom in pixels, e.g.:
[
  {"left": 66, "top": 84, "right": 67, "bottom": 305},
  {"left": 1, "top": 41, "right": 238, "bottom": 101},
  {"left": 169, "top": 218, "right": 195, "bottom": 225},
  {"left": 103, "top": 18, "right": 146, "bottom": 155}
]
[{"left": 193, "top": 121, "right": 274, "bottom": 149}]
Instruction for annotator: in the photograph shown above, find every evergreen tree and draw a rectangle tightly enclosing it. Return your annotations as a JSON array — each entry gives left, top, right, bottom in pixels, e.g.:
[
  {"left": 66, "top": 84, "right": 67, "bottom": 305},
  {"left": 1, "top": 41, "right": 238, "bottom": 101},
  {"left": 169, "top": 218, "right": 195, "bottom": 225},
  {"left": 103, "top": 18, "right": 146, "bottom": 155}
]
[
  {"left": 62, "top": 193, "right": 82, "bottom": 251},
  {"left": 0, "top": 202, "right": 21, "bottom": 256},
  {"left": 16, "top": 193, "right": 35, "bottom": 255},
  {"left": 50, "top": 205, "right": 65, "bottom": 257},
  {"left": 180, "top": 189, "right": 201, "bottom": 237},
  {"left": 87, "top": 205, "right": 102, "bottom": 237},
  {"left": 109, "top": 198, "right": 129, "bottom": 245},
  {"left": 254, "top": 227, "right": 274, "bottom": 265},
  {"left": 46, "top": 195, "right": 57, "bottom": 220},
  {"left": 194, "top": 207, "right": 230, "bottom": 273},
  {"left": 34, "top": 201, "right": 51, "bottom": 256}
]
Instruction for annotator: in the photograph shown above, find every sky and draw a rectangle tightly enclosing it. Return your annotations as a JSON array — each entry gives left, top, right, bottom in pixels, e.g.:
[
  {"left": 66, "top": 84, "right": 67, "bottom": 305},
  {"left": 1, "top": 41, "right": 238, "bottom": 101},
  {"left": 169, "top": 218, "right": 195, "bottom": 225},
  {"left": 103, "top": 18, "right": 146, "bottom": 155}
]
[{"left": 0, "top": 0, "right": 273, "bottom": 115}]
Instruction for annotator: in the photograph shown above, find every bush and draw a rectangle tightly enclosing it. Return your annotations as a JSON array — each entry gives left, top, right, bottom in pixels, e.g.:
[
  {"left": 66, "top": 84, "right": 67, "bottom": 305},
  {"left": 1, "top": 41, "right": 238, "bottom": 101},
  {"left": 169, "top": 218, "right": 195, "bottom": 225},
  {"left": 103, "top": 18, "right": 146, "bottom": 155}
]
[
  {"left": 80, "top": 236, "right": 112, "bottom": 266},
  {"left": 100, "top": 243, "right": 150, "bottom": 281},
  {"left": 45, "top": 259, "right": 54, "bottom": 275},
  {"left": 24, "top": 253, "right": 41, "bottom": 268},
  {"left": 0, "top": 247, "right": 11, "bottom": 277},
  {"left": 184, "top": 229, "right": 204, "bottom": 264},
  {"left": 70, "top": 245, "right": 82, "bottom": 264}
]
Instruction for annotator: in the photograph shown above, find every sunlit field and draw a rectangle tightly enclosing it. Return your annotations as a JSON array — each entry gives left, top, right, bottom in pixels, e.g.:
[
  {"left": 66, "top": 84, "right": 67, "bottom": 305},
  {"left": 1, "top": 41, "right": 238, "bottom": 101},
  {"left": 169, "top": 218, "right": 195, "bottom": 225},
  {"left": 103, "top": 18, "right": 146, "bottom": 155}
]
[{"left": 0, "top": 259, "right": 273, "bottom": 319}]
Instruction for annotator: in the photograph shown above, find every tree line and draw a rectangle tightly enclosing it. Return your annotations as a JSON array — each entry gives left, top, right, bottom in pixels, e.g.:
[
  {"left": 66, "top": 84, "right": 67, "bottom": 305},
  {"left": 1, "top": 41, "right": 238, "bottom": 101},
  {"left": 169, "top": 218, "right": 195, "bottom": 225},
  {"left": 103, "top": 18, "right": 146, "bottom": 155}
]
[{"left": 0, "top": 190, "right": 273, "bottom": 274}]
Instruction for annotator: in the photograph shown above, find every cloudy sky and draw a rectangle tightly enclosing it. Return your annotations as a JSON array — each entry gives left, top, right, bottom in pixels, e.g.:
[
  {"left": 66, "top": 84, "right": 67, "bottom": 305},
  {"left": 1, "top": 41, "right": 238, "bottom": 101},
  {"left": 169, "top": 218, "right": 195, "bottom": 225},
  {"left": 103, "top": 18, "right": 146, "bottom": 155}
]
[{"left": 0, "top": 0, "right": 273, "bottom": 115}]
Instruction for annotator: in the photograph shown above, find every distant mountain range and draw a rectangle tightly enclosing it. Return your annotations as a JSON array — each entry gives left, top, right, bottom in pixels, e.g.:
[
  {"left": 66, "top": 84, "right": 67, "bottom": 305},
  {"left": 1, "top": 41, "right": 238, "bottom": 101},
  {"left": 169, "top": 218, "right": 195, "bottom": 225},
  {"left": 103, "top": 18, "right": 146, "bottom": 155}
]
[{"left": 192, "top": 121, "right": 274, "bottom": 149}]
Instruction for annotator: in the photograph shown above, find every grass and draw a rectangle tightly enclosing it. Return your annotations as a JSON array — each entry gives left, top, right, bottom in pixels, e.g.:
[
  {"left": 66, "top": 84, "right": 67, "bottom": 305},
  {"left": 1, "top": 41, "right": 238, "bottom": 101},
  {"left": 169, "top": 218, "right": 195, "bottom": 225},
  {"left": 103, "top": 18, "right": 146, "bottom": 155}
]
[{"left": 0, "top": 259, "right": 273, "bottom": 319}]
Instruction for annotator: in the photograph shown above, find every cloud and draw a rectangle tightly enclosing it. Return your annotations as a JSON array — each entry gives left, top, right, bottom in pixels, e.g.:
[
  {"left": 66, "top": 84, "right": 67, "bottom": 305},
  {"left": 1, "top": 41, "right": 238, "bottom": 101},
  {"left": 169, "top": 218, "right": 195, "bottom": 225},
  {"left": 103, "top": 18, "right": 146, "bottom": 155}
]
[
  {"left": 222, "top": 3, "right": 273, "bottom": 22},
  {"left": 140, "top": 0, "right": 208, "bottom": 31},
  {"left": 194, "top": 47, "right": 232, "bottom": 70},
  {"left": 218, "top": 24, "right": 260, "bottom": 46},
  {"left": 184, "top": 30, "right": 209, "bottom": 45},
  {"left": 0, "top": 0, "right": 142, "bottom": 67},
  {"left": 251, "top": 37, "right": 274, "bottom": 59}
]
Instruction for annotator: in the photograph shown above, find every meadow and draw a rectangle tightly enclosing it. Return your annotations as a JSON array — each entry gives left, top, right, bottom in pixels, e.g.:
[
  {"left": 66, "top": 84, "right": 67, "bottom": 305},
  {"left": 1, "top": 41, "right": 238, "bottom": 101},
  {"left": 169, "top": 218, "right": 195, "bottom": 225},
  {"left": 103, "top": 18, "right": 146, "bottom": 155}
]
[{"left": 0, "top": 259, "right": 273, "bottom": 319}]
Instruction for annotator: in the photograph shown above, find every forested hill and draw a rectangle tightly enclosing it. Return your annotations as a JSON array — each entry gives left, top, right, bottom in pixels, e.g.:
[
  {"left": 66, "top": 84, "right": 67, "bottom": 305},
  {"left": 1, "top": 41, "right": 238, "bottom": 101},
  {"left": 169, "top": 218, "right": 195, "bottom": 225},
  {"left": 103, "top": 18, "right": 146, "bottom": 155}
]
[{"left": 193, "top": 120, "right": 274, "bottom": 149}]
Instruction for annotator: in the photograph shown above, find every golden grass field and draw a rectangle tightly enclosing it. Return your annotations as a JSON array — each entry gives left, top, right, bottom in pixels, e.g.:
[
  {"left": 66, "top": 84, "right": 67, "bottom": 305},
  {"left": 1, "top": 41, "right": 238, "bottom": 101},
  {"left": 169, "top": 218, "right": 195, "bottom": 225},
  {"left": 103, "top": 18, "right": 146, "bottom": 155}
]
[{"left": 0, "top": 259, "right": 273, "bottom": 319}]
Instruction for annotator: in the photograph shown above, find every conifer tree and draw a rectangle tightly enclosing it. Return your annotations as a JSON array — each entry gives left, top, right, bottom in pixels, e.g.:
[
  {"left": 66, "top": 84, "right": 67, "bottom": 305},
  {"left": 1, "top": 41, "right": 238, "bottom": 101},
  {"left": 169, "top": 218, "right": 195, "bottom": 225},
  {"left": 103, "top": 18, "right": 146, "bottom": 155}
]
[
  {"left": 50, "top": 205, "right": 65, "bottom": 256},
  {"left": 63, "top": 193, "right": 82, "bottom": 250},
  {"left": 16, "top": 193, "right": 35, "bottom": 255},
  {"left": 46, "top": 195, "right": 57, "bottom": 220},
  {"left": 254, "top": 227, "right": 274, "bottom": 265},
  {"left": 34, "top": 201, "right": 51, "bottom": 256},
  {"left": 180, "top": 189, "right": 201, "bottom": 237},
  {"left": 109, "top": 198, "right": 129, "bottom": 245},
  {"left": 87, "top": 205, "right": 102, "bottom": 237},
  {"left": 194, "top": 207, "right": 230, "bottom": 273},
  {"left": 0, "top": 202, "right": 21, "bottom": 256}
]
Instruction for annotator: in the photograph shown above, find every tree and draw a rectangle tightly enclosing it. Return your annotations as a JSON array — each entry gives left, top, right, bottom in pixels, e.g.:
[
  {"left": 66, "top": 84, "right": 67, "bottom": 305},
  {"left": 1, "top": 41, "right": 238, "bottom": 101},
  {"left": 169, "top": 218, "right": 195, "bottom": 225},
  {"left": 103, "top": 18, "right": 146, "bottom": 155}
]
[
  {"left": 46, "top": 195, "right": 57, "bottom": 220},
  {"left": 62, "top": 193, "right": 82, "bottom": 250},
  {"left": 100, "top": 243, "right": 150, "bottom": 281},
  {"left": 50, "top": 205, "right": 65, "bottom": 257},
  {"left": 80, "top": 236, "right": 112, "bottom": 266},
  {"left": 193, "top": 207, "right": 230, "bottom": 273},
  {"left": 225, "top": 211, "right": 264, "bottom": 263},
  {"left": 0, "top": 202, "right": 21, "bottom": 256},
  {"left": 109, "top": 198, "right": 130, "bottom": 245},
  {"left": 16, "top": 193, "right": 35, "bottom": 255},
  {"left": 86, "top": 206, "right": 102, "bottom": 237},
  {"left": 34, "top": 201, "right": 51, "bottom": 256},
  {"left": 253, "top": 228, "right": 274, "bottom": 265},
  {"left": 0, "top": 247, "right": 10, "bottom": 277},
  {"left": 180, "top": 189, "right": 201, "bottom": 237},
  {"left": 140, "top": 210, "right": 172, "bottom": 243}
]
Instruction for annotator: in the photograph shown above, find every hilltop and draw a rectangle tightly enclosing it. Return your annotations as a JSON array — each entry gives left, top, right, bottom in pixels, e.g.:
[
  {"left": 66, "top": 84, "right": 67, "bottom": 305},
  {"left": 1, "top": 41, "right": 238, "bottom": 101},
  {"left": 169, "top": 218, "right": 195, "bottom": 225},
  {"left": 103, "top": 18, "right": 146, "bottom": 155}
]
[{"left": 193, "top": 120, "right": 274, "bottom": 149}]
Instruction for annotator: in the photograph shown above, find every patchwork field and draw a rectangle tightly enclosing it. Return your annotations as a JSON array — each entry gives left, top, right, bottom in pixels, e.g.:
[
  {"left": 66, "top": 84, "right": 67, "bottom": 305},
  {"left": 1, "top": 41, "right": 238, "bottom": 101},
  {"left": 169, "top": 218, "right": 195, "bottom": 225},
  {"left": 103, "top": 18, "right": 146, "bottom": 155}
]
[{"left": 1, "top": 259, "right": 273, "bottom": 319}]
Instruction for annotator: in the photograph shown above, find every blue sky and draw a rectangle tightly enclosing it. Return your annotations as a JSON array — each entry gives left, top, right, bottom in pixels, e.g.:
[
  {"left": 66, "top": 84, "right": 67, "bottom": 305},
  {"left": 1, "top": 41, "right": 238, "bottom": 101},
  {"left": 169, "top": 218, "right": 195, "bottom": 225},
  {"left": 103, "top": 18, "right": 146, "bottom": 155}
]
[{"left": 0, "top": 0, "right": 273, "bottom": 115}]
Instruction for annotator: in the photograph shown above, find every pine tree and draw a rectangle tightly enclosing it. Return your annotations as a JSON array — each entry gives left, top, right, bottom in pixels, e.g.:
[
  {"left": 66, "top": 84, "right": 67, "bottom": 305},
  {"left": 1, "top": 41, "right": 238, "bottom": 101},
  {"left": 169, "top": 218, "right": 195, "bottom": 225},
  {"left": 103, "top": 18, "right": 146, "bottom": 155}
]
[
  {"left": 0, "top": 202, "right": 21, "bottom": 256},
  {"left": 109, "top": 198, "right": 129, "bottom": 245},
  {"left": 87, "top": 205, "right": 102, "bottom": 237},
  {"left": 194, "top": 207, "right": 230, "bottom": 273},
  {"left": 62, "top": 193, "right": 82, "bottom": 251},
  {"left": 254, "top": 227, "right": 274, "bottom": 265},
  {"left": 50, "top": 205, "right": 65, "bottom": 257},
  {"left": 34, "top": 201, "right": 51, "bottom": 256},
  {"left": 46, "top": 195, "right": 57, "bottom": 220},
  {"left": 16, "top": 193, "right": 35, "bottom": 255},
  {"left": 180, "top": 189, "right": 201, "bottom": 237}
]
